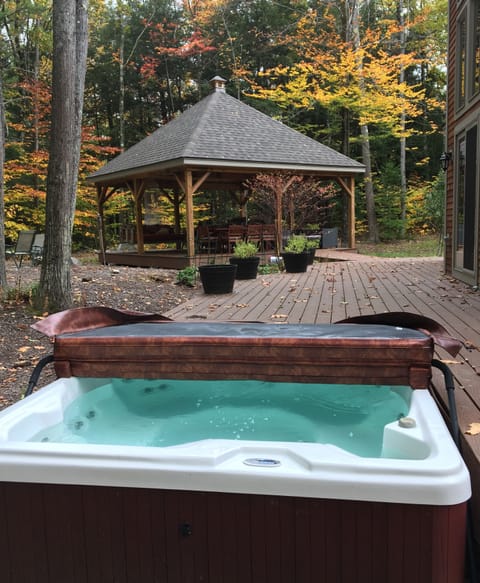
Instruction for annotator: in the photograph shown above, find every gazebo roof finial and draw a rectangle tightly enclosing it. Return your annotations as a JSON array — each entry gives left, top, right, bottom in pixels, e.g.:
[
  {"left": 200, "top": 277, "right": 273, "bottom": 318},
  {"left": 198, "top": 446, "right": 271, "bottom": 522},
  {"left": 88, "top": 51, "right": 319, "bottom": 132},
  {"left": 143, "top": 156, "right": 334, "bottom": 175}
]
[{"left": 210, "top": 75, "right": 226, "bottom": 93}]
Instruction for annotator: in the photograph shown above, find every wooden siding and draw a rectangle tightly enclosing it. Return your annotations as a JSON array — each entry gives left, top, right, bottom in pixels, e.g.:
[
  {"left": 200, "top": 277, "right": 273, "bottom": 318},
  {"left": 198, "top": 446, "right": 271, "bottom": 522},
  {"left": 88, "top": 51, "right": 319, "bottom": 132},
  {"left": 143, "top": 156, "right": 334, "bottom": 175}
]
[
  {"left": 445, "top": 0, "right": 456, "bottom": 272},
  {"left": 445, "top": 0, "right": 480, "bottom": 280}
]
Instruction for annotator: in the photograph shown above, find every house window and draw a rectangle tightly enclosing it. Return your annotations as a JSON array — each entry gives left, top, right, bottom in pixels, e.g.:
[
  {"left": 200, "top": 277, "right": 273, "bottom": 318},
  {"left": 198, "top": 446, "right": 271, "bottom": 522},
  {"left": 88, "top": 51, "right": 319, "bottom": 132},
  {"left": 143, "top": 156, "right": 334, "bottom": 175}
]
[
  {"left": 457, "top": 13, "right": 467, "bottom": 108},
  {"left": 454, "top": 127, "right": 477, "bottom": 273},
  {"left": 473, "top": 0, "right": 480, "bottom": 95}
]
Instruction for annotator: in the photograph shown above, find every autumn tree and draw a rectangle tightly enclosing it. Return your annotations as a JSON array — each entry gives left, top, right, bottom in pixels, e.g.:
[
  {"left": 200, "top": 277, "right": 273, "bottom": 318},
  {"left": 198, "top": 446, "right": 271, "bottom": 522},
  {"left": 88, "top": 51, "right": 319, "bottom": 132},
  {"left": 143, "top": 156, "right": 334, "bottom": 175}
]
[
  {"left": 138, "top": 9, "right": 216, "bottom": 122},
  {"left": 184, "top": 0, "right": 307, "bottom": 102},
  {"left": 85, "top": 0, "right": 190, "bottom": 148},
  {"left": 35, "top": 0, "right": 89, "bottom": 312},
  {"left": 244, "top": 2, "right": 442, "bottom": 241},
  {"left": 0, "top": 73, "right": 6, "bottom": 290},
  {"left": 3, "top": 77, "right": 51, "bottom": 236},
  {"left": 245, "top": 173, "right": 337, "bottom": 254}
]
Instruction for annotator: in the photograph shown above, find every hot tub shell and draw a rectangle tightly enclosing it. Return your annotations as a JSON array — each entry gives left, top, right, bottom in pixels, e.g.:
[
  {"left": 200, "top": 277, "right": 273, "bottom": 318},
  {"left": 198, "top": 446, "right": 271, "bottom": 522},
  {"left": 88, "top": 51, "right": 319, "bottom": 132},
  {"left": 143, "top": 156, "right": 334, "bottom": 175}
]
[{"left": 0, "top": 319, "right": 471, "bottom": 583}]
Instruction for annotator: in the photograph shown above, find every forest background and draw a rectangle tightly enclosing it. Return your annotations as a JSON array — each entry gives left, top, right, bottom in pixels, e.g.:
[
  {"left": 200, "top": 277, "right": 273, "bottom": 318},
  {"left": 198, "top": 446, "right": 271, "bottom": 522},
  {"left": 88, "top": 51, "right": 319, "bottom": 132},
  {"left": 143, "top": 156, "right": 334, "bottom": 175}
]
[{"left": 1, "top": 0, "right": 447, "bottom": 250}]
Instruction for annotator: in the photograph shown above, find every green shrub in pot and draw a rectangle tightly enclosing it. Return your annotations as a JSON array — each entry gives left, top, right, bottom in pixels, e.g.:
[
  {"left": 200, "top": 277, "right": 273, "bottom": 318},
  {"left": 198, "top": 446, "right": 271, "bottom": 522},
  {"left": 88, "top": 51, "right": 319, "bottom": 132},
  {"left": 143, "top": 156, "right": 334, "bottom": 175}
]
[
  {"left": 284, "top": 234, "right": 308, "bottom": 254},
  {"left": 282, "top": 235, "right": 309, "bottom": 272},
  {"left": 232, "top": 241, "right": 258, "bottom": 258},
  {"left": 229, "top": 241, "right": 260, "bottom": 279}
]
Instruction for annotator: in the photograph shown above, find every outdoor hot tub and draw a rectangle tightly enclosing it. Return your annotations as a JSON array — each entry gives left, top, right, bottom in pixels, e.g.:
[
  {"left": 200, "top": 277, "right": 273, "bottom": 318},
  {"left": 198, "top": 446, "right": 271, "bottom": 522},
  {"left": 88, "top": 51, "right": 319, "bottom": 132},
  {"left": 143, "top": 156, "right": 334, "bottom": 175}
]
[{"left": 0, "top": 310, "right": 471, "bottom": 583}]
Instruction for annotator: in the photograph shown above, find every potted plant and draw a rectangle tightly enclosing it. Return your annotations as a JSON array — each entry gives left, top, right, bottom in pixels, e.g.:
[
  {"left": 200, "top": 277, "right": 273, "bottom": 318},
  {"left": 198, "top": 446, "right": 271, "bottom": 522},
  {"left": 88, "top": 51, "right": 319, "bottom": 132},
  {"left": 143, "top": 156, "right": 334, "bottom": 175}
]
[
  {"left": 306, "top": 239, "right": 319, "bottom": 265},
  {"left": 229, "top": 241, "right": 260, "bottom": 279},
  {"left": 281, "top": 234, "right": 310, "bottom": 273},
  {"left": 198, "top": 261, "right": 237, "bottom": 294}
]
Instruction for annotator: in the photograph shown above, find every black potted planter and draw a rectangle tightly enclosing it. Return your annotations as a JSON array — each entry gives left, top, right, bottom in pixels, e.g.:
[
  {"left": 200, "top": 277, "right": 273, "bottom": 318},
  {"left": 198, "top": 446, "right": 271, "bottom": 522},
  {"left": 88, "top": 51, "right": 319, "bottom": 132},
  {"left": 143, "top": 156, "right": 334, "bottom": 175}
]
[
  {"left": 199, "top": 264, "right": 237, "bottom": 294},
  {"left": 229, "top": 256, "right": 260, "bottom": 279},
  {"left": 282, "top": 252, "right": 310, "bottom": 273}
]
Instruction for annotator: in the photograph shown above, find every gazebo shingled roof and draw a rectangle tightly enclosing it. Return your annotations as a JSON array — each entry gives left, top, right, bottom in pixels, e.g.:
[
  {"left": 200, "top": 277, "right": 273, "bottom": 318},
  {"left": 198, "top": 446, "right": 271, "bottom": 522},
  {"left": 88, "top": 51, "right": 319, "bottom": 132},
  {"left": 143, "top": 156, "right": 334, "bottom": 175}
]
[{"left": 88, "top": 77, "right": 365, "bottom": 264}]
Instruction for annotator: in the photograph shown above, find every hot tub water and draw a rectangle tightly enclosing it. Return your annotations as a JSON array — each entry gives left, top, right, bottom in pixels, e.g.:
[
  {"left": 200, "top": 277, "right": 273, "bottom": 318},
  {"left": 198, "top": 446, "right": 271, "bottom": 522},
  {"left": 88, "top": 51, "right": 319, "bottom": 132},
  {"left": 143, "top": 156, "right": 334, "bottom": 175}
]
[{"left": 30, "top": 378, "right": 411, "bottom": 457}]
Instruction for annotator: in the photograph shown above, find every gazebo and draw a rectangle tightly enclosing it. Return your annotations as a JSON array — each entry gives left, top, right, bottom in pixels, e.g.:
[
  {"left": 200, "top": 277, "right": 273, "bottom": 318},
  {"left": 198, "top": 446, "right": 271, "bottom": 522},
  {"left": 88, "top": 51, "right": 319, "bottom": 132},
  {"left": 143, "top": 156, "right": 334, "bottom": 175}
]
[{"left": 87, "top": 77, "right": 365, "bottom": 268}]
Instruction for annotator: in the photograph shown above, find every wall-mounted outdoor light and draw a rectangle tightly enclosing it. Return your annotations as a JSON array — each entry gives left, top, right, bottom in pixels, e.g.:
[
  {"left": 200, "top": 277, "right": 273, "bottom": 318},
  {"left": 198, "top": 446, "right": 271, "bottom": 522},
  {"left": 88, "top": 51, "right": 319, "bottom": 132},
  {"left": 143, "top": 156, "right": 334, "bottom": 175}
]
[{"left": 440, "top": 151, "right": 452, "bottom": 172}]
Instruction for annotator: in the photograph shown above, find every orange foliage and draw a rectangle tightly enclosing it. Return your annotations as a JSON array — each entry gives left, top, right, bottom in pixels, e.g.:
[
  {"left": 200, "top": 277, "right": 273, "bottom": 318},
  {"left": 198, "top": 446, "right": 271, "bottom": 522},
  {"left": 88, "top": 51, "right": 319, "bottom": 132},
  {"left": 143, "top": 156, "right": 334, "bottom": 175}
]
[{"left": 4, "top": 74, "right": 120, "bottom": 243}]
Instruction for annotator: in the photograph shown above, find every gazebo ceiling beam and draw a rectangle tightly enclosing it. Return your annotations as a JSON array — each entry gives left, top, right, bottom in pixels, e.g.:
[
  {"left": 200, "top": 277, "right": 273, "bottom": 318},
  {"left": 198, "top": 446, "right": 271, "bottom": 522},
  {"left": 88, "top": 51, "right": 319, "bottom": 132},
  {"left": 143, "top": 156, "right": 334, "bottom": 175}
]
[{"left": 174, "top": 170, "right": 211, "bottom": 196}]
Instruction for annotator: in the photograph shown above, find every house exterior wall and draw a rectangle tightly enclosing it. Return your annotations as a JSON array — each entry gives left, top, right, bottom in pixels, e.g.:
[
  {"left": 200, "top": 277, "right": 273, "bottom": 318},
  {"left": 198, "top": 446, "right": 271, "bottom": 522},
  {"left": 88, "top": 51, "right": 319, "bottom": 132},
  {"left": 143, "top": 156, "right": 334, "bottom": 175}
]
[
  {"left": 446, "top": 0, "right": 480, "bottom": 285},
  {"left": 445, "top": 0, "right": 457, "bottom": 273}
]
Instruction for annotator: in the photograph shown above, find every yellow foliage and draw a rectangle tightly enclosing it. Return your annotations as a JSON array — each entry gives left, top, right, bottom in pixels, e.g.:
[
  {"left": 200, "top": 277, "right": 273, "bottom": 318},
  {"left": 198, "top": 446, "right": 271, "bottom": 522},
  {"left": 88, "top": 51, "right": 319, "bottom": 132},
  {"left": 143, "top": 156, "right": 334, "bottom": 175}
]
[{"left": 249, "top": 7, "right": 439, "bottom": 137}]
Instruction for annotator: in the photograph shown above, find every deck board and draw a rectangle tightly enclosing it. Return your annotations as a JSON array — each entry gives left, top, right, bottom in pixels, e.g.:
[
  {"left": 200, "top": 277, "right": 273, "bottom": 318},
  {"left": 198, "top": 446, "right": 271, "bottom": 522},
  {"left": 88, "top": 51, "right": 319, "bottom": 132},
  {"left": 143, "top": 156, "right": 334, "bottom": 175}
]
[{"left": 166, "top": 255, "right": 480, "bottom": 557}]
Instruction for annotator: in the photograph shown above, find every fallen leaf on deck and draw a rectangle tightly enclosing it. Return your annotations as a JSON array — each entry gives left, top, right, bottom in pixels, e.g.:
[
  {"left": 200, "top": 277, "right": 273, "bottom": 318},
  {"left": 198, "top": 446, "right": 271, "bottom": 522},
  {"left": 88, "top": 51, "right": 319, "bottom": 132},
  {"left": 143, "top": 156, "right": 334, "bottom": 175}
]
[
  {"left": 464, "top": 340, "right": 479, "bottom": 350},
  {"left": 440, "top": 359, "right": 460, "bottom": 365},
  {"left": 465, "top": 423, "right": 480, "bottom": 436},
  {"left": 271, "top": 314, "right": 288, "bottom": 319},
  {"left": 17, "top": 346, "right": 30, "bottom": 353},
  {"left": 235, "top": 303, "right": 249, "bottom": 308}
]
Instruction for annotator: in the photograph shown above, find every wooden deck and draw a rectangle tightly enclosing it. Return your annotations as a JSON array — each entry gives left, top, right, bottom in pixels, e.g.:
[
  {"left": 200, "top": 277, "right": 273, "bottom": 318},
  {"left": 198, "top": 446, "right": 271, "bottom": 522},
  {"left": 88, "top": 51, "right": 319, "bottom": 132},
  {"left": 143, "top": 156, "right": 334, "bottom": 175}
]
[{"left": 166, "top": 253, "right": 480, "bottom": 558}]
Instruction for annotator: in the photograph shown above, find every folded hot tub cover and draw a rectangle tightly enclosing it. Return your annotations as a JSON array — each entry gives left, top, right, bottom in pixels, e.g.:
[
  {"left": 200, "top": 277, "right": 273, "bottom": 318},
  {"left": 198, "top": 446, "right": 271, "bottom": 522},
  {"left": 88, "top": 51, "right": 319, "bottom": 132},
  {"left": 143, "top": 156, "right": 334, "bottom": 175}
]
[
  {"left": 30, "top": 306, "right": 462, "bottom": 388},
  {"left": 32, "top": 307, "right": 462, "bottom": 357},
  {"left": 336, "top": 312, "right": 462, "bottom": 357},
  {"left": 32, "top": 306, "right": 172, "bottom": 337}
]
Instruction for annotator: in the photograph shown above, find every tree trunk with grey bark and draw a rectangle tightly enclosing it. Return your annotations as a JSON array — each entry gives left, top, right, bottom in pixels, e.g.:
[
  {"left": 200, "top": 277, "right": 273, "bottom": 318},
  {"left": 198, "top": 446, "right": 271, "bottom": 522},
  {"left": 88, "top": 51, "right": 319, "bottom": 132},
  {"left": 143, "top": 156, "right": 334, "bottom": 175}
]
[
  {"left": 348, "top": 0, "right": 379, "bottom": 242},
  {"left": 35, "top": 0, "right": 88, "bottom": 312}
]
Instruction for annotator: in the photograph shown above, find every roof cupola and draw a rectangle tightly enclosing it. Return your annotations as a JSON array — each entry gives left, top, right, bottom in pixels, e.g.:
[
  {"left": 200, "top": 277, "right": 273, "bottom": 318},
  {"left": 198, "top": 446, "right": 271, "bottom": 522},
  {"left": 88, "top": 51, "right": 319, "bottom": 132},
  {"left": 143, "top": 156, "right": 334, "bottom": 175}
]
[{"left": 210, "top": 75, "right": 226, "bottom": 93}]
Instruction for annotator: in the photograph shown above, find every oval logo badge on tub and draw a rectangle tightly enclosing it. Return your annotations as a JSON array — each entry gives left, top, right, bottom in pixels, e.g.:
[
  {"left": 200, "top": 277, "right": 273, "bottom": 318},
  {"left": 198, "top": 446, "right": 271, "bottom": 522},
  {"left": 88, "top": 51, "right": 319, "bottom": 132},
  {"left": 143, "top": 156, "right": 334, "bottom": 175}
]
[{"left": 243, "top": 458, "right": 281, "bottom": 467}]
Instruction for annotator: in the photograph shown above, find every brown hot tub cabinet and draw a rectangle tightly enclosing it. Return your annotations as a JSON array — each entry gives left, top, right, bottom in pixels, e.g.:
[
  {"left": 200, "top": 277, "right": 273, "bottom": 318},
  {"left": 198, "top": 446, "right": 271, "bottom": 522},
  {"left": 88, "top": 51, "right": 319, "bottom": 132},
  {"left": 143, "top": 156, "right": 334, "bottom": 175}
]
[
  {"left": 0, "top": 483, "right": 467, "bottom": 583},
  {"left": 0, "top": 314, "right": 470, "bottom": 583}
]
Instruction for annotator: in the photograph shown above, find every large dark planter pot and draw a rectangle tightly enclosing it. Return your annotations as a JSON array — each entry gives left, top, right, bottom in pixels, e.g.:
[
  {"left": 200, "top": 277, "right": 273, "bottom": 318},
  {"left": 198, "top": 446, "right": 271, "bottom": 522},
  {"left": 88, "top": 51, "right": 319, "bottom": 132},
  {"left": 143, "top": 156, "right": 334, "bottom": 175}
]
[
  {"left": 307, "top": 248, "right": 316, "bottom": 265},
  {"left": 199, "top": 264, "right": 237, "bottom": 294},
  {"left": 282, "top": 252, "right": 310, "bottom": 273},
  {"left": 229, "top": 256, "right": 260, "bottom": 280}
]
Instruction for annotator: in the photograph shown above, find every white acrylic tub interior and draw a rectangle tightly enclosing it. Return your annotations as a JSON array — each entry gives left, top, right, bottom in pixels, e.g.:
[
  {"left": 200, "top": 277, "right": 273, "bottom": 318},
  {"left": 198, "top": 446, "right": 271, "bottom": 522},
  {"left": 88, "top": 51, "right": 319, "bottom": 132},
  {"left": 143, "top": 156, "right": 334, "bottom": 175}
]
[{"left": 0, "top": 376, "right": 470, "bottom": 506}]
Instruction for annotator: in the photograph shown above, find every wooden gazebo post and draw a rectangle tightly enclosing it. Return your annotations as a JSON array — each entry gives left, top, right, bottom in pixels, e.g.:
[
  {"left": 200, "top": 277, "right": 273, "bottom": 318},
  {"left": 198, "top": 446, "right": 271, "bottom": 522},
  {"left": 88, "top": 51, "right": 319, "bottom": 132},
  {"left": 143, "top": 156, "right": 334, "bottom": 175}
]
[
  {"left": 184, "top": 170, "right": 195, "bottom": 262},
  {"left": 124, "top": 179, "right": 147, "bottom": 253},
  {"left": 274, "top": 176, "right": 297, "bottom": 255},
  {"left": 336, "top": 176, "right": 356, "bottom": 249},
  {"left": 176, "top": 169, "right": 211, "bottom": 265},
  {"left": 96, "top": 184, "right": 120, "bottom": 264}
]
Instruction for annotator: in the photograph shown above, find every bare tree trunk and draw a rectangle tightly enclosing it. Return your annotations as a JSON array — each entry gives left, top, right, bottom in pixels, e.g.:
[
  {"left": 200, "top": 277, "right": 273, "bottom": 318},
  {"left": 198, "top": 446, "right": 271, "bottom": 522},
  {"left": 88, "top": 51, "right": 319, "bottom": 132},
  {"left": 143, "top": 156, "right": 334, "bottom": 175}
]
[
  {"left": 399, "top": 0, "right": 407, "bottom": 236},
  {"left": 0, "top": 74, "right": 7, "bottom": 289},
  {"left": 119, "top": 13, "right": 125, "bottom": 151},
  {"left": 348, "top": 0, "right": 379, "bottom": 242},
  {"left": 36, "top": 0, "right": 88, "bottom": 312},
  {"left": 361, "top": 124, "right": 378, "bottom": 242}
]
